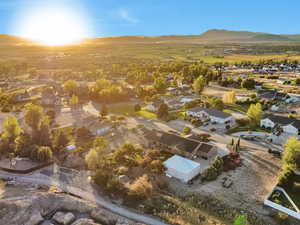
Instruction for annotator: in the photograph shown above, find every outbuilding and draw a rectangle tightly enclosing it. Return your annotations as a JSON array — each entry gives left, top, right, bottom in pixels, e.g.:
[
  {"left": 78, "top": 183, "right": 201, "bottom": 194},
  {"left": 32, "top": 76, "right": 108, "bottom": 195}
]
[{"left": 163, "top": 155, "right": 201, "bottom": 183}]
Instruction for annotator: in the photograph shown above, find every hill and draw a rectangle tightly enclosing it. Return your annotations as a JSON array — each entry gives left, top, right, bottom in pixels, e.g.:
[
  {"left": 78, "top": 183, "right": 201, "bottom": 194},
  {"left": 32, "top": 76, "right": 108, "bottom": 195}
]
[{"left": 198, "top": 29, "right": 298, "bottom": 42}]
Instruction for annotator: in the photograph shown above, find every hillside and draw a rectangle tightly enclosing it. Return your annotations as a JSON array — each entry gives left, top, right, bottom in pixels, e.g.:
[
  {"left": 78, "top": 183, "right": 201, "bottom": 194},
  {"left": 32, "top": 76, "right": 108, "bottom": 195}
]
[
  {"left": 198, "top": 29, "right": 299, "bottom": 43},
  {"left": 0, "top": 34, "right": 31, "bottom": 45}
]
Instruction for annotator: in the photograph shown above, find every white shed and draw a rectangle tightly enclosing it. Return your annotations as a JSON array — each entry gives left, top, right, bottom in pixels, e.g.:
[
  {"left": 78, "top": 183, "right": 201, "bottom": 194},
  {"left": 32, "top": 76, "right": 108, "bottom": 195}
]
[{"left": 163, "top": 155, "right": 201, "bottom": 183}]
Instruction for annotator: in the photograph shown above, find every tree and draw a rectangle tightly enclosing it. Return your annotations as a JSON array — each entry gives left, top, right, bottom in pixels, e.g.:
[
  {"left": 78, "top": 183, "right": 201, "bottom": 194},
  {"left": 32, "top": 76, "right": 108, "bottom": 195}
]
[
  {"left": 24, "top": 103, "right": 43, "bottom": 132},
  {"left": 183, "top": 126, "right": 191, "bottom": 135},
  {"left": 63, "top": 80, "right": 79, "bottom": 96},
  {"left": 157, "top": 103, "right": 169, "bottom": 119},
  {"left": 192, "top": 76, "right": 206, "bottom": 94},
  {"left": 52, "top": 130, "right": 69, "bottom": 152},
  {"left": 223, "top": 91, "right": 236, "bottom": 104},
  {"left": 246, "top": 103, "right": 262, "bottom": 127},
  {"left": 36, "top": 146, "right": 53, "bottom": 162},
  {"left": 15, "top": 133, "right": 32, "bottom": 157},
  {"left": 100, "top": 104, "right": 108, "bottom": 117},
  {"left": 46, "top": 109, "right": 56, "bottom": 124},
  {"left": 69, "top": 95, "right": 79, "bottom": 109},
  {"left": 2, "top": 116, "right": 22, "bottom": 141},
  {"left": 128, "top": 174, "right": 153, "bottom": 200},
  {"left": 86, "top": 137, "right": 108, "bottom": 170},
  {"left": 37, "top": 116, "right": 51, "bottom": 146},
  {"left": 241, "top": 78, "right": 255, "bottom": 90},
  {"left": 134, "top": 104, "right": 141, "bottom": 112},
  {"left": 283, "top": 137, "right": 300, "bottom": 171},
  {"left": 153, "top": 77, "right": 167, "bottom": 93}
]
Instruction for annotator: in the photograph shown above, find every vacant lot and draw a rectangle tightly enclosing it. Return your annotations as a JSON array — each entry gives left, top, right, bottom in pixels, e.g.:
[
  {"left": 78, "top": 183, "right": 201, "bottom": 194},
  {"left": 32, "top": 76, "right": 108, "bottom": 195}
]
[{"left": 168, "top": 145, "right": 281, "bottom": 224}]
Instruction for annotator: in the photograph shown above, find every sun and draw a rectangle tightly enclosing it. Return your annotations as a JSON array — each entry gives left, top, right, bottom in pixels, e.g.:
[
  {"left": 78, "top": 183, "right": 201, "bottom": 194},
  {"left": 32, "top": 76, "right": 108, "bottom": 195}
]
[{"left": 18, "top": 9, "right": 89, "bottom": 46}]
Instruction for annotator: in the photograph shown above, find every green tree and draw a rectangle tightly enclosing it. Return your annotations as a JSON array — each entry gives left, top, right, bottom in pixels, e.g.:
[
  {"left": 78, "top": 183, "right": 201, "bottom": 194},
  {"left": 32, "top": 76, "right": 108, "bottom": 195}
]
[
  {"left": 157, "top": 103, "right": 169, "bottom": 119},
  {"left": 283, "top": 137, "right": 300, "bottom": 171},
  {"left": 192, "top": 76, "right": 206, "bottom": 94},
  {"left": 37, "top": 116, "right": 51, "bottom": 146},
  {"left": 63, "top": 80, "right": 79, "bottom": 96},
  {"left": 15, "top": 133, "right": 32, "bottom": 157},
  {"left": 100, "top": 104, "right": 108, "bottom": 117},
  {"left": 183, "top": 126, "right": 191, "bottom": 135},
  {"left": 134, "top": 104, "right": 141, "bottom": 112},
  {"left": 223, "top": 91, "right": 236, "bottom": 104},
  {"left": 153, "top": 77, "right": 167, "bottom": 93},
  {"left": 36, "top": 146, "right": 53, "bottom": 162},
  {"left": 52, "top": 130, "right": 69, "bottom": 152},
  {"left": 69, "top": 95, "right": 79, "bottom": 109},
  {"left": 246, "top": 103, "right": 262, "bottom": 127},
  {"left": 2, "top": 116, "right": 22, "bottom": 141},
  {"left": 24, "top": 103, "right": 43, "bottom": 132},
  {"left": 241, "top": 78, "right": 255, "bottom": 90}
]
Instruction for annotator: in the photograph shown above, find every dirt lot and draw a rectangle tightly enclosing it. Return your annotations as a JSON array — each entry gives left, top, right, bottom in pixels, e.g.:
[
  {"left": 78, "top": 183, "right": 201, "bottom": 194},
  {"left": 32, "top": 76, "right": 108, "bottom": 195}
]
[{"left": 168, "top": 146, "right": 282, "bottom": 223}]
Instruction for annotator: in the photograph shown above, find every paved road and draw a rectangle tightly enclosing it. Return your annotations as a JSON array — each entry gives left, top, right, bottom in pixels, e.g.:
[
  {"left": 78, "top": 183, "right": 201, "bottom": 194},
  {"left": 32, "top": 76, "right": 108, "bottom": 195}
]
[{"left": 0, "top": 169, "right": 169, "bottom": 225}]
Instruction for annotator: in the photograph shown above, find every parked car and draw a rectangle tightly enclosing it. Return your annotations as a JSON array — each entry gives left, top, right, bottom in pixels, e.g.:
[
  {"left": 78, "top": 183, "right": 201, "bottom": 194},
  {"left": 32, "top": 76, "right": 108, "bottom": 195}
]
[{"left": 268, "top": 148, "right": 282, "bottom": 157}]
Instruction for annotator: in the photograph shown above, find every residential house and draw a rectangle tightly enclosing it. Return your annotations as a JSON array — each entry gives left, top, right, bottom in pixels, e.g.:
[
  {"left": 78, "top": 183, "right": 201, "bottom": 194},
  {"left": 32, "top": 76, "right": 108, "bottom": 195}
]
[
  {"left": 258, "top": 90, "right": 288, "bottom": 102},
  {"left": 260, "top": 115, "right": 300, "bottom": 136},
  {"left": 41, "top": 89, "right": 61, "bottom": 106},
  {"left": 87, "top": 121, "right": 113, "bottom": 136},
  {"left": 144, "top": 129, "right": 217, "bottom": 160},
  {"left": 187, "top": 107, "right": 234, "bottom": 124}
]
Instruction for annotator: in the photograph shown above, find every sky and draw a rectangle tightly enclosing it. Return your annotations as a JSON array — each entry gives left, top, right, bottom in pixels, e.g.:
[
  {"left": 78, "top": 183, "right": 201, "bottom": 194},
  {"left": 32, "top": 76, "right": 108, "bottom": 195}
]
[{"left": 1, "top": 0, "right": 300, "bottom": 38}]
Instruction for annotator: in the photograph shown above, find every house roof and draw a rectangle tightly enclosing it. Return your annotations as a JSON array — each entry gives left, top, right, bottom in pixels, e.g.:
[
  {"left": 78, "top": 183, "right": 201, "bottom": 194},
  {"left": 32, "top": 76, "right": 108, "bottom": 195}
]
[
  {"left": 188, "top": 107, "right": 231, "bottom": 119},
  {"left": 164, "top": 155, "right": 200, "bottom": 173},
  {"left": 198, "top": 143, "right": 214, "bottom": 153},
  {"left": 264, "top": 115, "right": 300, "bottom": 129},
  {"left": 144, "top": 129, "right": 200, "bottom": 153}
]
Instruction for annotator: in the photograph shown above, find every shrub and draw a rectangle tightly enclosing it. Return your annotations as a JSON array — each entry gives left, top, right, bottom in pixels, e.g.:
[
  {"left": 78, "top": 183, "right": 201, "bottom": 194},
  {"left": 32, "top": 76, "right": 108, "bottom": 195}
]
[
  {"left": 149, "top": 160, "right": 166, "bottom": 174},
  {"left": 128, "top": 174, "right": 153, "bottom": 200},
  {"left": 183, "top": 126, "right": 191, "bottom": 135},
  {"left": 134, "top": 104, "right": 141, "bottom": 112},
  {"left": 278, "top": 167, "right": 295, "bottom": 189},
  {"left": 106, "top": 177, "right": 124, "bottom": 194}
]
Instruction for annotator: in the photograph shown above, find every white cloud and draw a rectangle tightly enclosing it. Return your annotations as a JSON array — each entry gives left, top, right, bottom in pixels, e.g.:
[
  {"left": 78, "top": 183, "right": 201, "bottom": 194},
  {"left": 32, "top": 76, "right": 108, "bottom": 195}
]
[{"left": 117, "top": 8, "right": 139, "bottom": 24}]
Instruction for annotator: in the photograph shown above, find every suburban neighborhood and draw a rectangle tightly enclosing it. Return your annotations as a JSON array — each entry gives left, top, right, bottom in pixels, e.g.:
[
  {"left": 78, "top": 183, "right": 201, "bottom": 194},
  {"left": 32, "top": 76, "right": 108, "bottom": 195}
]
[{"left": 0, "top": 2, "right": 300, "bottom": 225}]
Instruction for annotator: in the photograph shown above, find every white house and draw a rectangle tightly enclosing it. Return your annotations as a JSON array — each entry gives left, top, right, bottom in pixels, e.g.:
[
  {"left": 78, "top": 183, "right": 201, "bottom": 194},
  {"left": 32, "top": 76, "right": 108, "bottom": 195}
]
[
  {"left": 285, "top": 95, "right": 300, "bottom": 103},
  {"left": 187, "top": 107, "right": 234, "bottom": 124},
  {"left": 261, "top": 115, "right": 300, "bottom": 135},
  {"left": 163, "top": 155, "right": 201, "bottom": 183}
]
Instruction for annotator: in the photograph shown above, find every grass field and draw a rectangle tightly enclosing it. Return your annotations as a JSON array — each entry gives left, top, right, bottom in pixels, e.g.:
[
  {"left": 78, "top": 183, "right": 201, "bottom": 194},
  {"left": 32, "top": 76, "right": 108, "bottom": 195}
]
[{"left": 109, "top": 104, "right": 157, "bottom": 120}]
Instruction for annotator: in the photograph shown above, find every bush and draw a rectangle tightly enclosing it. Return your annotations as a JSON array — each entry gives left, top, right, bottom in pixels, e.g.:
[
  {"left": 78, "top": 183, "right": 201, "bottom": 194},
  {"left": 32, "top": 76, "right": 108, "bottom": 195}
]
[
  {"left": 134, "top": 104, "right": 141, "bottom": 112},
  {"left": 203, "top": 156, "right": 223, "bottom": 181},
  {"left": 149, "top": 160, "right": 166, "bottom": 174},
  {"left": 278, "top": 167, "right": 295, "bottom": 189},
  {"left": 76, "top": 127, "right": 92, "bottom": 139},
  {"left": 236, "top": 118, "right": 249, "bottom": 126},
  {"left": 183, "top": 126, "right": 191, "bottom": 135},
  {"left": 128, "top": 174, "right": 153, "bottom": 200}
]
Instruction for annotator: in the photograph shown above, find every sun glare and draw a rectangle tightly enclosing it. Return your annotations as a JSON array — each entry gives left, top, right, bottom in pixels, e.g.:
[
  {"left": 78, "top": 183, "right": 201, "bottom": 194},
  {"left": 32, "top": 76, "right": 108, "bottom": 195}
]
[{"left": 17, "top": 9, "right": 89, "bottom": 46}]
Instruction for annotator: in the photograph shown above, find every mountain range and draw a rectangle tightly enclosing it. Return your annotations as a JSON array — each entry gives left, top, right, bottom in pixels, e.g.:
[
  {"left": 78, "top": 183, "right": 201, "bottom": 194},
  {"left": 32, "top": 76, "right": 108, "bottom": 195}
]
[{"left": 2, "top": 29, "right": 300, "bottom": 45}]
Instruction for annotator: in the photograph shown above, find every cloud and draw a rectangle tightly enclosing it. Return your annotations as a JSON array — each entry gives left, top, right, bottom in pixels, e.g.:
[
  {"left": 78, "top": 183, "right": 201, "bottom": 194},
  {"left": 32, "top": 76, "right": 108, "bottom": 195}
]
[{"left": 116, "top": 8, "right": 139, "bottom": 24}]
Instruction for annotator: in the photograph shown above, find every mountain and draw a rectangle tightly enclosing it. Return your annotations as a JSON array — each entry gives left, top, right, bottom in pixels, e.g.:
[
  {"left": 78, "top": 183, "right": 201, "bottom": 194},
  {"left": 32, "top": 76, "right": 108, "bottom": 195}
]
[
  {"left": 198, "top": 29, "right": 298, "bottom": 42},
  {"left": 0, "top": 34, "right": 32, "bottom": 45}
]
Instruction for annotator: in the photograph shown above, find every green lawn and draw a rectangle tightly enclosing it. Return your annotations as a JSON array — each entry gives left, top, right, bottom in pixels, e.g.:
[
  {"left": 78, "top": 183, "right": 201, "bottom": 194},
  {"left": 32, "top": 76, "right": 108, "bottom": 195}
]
[
  {"left": 223, "top": 104, "right": 249, "bottom": 114},
  {"left": 109, "top": 104, "right": 157, "bottom": 120},
  {"left": 137, "top": 110, "right": 157, "bottom": 120},
  {"left": 109, "top": 104, "right": 136, "bottom": 116},
  {"left": 226, "top": 126, "right": 270, "bottom": 134}
]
